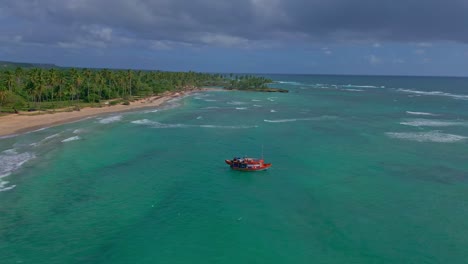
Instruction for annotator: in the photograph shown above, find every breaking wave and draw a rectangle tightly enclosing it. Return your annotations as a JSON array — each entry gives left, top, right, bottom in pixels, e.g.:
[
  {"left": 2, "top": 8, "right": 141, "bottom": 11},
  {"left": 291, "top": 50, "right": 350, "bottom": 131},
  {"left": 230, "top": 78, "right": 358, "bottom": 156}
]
[
  {"left": 62, "top": 136, "right": 80, "bottom": 142},
  {"left": 131, "top": 119, "right": 257, "bottom": 129},
  {"left": 227, "top": 101, "right": 247, "bottom": 105},
  {"left": 277, "top": 81, "right": 302, "bottom": 85},
  {"left": 406, "top": 111, "right": 438, "bottom": 116},
  {"left": 397, "top": 89, "right": 468, "bottom": 100},
  {"left": 0, "top": 149, "right": 36, "bottom": 192},
  {"left": 235, "top": 107, "right": 248, "bottom": 110},
  {"left": 264, "top": 116, "right": 336, "bottom": 123},
  {"left": 400, "top": 119, "right": 466, "bottom": 127},
  {"left": 386, "top": 131, "right": 467, "bottom": 143},
  {"left": 343, "top": 89, "right": 364, "bottom": 92},
  {"left": 343, "top": 84, "right": 381, "bottom": 89},
  {"left": 99, "top": 115, "right": 122, "bottom": 124},
  {"left": 143, "top": 109, "right": 159, "bottom": 113}
]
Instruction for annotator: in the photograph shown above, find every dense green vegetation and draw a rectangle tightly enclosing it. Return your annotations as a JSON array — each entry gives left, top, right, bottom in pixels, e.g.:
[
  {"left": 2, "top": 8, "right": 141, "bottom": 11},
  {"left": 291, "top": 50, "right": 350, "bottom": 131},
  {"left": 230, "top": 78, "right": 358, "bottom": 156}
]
[
  {"left": 224, "top": 75, "right": 287, "bottom": 93},
  {"left": 0, "top": 64, "right": 282, "bottom": 113}
]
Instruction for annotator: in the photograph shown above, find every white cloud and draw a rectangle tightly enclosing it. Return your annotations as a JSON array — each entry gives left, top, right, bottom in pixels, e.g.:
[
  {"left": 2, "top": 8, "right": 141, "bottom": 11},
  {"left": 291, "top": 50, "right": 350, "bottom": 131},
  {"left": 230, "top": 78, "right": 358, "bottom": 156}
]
[
  {"left": 414, "top": 49, "right": 425, "bottom": 55},
  {"left": 416, "top": 42, "right": 433, "bottom": 47},
  {"left": 199, "top": 33, "right": 248, "bottom": 47},
  {"left": 149, "top": 40, "right": 172, "bottom": 50},
  {"left": 368, "top": 54, "right": 382, "bottom": 65},
  {"left": 373, "top": 43, "right": 381, "bottom": 48}
]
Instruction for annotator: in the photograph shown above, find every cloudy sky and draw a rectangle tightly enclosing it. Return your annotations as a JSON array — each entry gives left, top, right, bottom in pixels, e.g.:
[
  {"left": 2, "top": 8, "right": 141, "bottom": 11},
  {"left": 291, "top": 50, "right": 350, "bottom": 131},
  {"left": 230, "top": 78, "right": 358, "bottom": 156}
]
[{"left": 1, "top": 0, "right": 468, "bottom": 76}]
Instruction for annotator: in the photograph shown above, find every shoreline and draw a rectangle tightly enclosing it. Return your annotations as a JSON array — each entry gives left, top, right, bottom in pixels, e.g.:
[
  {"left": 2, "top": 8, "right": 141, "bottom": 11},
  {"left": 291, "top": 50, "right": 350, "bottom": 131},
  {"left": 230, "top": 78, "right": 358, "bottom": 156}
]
[{"left": 0, "top": 89, "right": 209, "bottom": 138}]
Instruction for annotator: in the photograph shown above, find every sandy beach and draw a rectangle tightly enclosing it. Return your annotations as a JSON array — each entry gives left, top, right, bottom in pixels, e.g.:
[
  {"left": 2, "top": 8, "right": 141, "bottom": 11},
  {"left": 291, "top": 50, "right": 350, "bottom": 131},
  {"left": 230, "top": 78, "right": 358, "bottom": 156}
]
[{"left": 0, "top": 89, "right": 205, "bottom": 138}]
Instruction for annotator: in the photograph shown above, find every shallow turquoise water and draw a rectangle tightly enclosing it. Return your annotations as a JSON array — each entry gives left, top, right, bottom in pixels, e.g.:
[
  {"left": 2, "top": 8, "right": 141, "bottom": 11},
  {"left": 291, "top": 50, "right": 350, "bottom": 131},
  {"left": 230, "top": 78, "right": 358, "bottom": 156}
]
[{"left": 1, "top": 75, "right": 468, "bottom": 263}]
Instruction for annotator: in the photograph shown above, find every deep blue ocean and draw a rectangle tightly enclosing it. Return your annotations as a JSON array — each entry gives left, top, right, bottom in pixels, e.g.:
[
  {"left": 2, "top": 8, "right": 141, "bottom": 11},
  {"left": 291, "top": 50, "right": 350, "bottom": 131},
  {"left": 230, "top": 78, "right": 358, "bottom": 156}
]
[{"left": 1, "top": 74, "right": 468, "bottom": 263}]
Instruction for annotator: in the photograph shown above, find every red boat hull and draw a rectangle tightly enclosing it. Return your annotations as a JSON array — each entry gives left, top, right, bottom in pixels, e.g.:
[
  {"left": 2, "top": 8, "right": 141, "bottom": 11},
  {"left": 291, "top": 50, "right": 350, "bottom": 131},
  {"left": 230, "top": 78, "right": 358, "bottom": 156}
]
[{"left": 225, "top": 159, "right": 271, "bottom": 171}]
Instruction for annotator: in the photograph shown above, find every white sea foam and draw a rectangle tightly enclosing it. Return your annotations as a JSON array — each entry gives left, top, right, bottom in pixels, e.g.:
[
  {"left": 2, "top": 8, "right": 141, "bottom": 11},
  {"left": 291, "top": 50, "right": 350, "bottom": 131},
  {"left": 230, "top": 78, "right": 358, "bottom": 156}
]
[
  {"left": 204, "top": 99, "right": 217, "bottom": 102},
  {"left": 386, "top": 131, "right": 467, "bottom": 143},
  {"left": 2, "top": 149, "right": 17, "bottom": 155},
  {"left": 277, "top": 81, "right": 302, "bottom": 85},
  {"left": 344, "top": 89, "right": 364, "bottom": 92},
  {"left": 30, "top": 133, "right": 62, "bottom": 147},
  {"left": 251, "top": 99, "right": 261, "bottom": 102},
  {"left": 400, "top": 119, "right": 466, "bottom": 127},
  {"left": 204, "top": 106, "right": 220, "bottom": 109},
  {"left": 44, "top": 133, "right": 60, "bottom": 140},
  {"left": 264, "top": 116, "right": 335, "bottom": 123},
  {"left": 30, "top": 127, "right": 49, "bottom": 133},
  {"left": 253, "top": 105, "right": 262, "bottom": 107},
  {"left": 270, "top": 110, "right": 277, "bottom": 113},
  {"left": 196, "top": 116, "right": 203, "bottom": 120},
  {"left": 0, "top": 150, "right": 35, "bottom": 192},
  {"left": 343, "top": 84, "right": 380, "bottom": 89},
  {"left": 199, "top": 125, "right": 258, "bottom": 129},
  {"left": 143, "top": 109, "right": 159, "bottom": 113},
  {"left": 406, "top": 111, "right": 438, "bottom": 116},
  {"left": 99, "top": 115, "right": 122, "bottom": 124},
  {"left": 62, "top": 136, "right": 80, "bottom": 142},
  {"left": 267, "top": 97, "right": 277, "bottom": 102},
  {"left": 131, "top": 119, "right": 257, "bottom": 129},
  {"left": 227, "top": 101, "right": 247, "bottom": 105},
  {"left": 0, "top": 134, "right": 18, "bottom": 140},
  {"left": 235, "top": 107, "right": 248, "bottom": 110},
  {"left": 264, "top": 119, "right": 298, "bottom": 123},
  {"left": 397, "top": 89, "right": 468, "bottom": 100}
]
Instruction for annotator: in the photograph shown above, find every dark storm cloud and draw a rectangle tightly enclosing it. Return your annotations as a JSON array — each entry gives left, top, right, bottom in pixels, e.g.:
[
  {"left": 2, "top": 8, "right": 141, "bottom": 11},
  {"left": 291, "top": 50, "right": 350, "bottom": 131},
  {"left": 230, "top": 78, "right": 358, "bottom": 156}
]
[{"left": 2, "top": 0, "right": 468, "bottom": 48}]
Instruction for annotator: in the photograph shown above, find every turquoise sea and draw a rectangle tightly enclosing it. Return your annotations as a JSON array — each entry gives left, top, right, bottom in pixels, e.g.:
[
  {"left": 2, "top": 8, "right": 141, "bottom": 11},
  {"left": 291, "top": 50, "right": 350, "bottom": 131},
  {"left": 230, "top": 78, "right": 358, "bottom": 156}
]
[{"left": 1, "top": 74, "right": 468, "bottom": 263}]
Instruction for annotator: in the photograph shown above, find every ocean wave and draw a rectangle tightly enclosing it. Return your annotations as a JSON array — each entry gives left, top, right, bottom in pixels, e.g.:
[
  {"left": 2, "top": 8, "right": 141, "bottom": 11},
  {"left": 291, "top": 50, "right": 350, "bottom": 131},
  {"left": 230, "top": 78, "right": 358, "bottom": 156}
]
[
  {"left": 264, "top": 119, "right": 298, "bottom": 123},
  {"left": 235, "top": 107, "right": 248, "bottom": 110},
  {"left": 196, "top": 116, "right": 203, "bottom": 120},
  {"left": 251, "top": 99, "right": 261, "bottom": 102},
  {"left": 400, "top": 119, "right": 466, "bottom": 127},
  {"left": 386, "top": 131, "right": 467, "bottom": 143},
  {"left": 267, "top": 97, "right": 277, "bottom": 102},
  {"left": 62, "top": 136, "right": 80, "bottom": 142},
  {"left": 204, "top": 99, "right": 217, "bottom": 102},
  {"left": 253, "top": 105, "right": 262, "bottom": 107},
  {"left": 397, "top": 89, "right": 468, "bottom": 100},
  {"left": 30, "top": 133, "right": 62, "bottom": 147},
  {"left": 99, "top": 115, "right": 122, "bottom": 124},
  {"left": 277, "top": 81, "right": 302, "bottom": 85},
  {"left": 204, "top": 106, "right": 220, "bottom": 109},
  {"left": 199, "top": 125, "right": 258, "bottom": 129},
  {"left": 44, "top": 133, "right": 61, "bottom": 140},
  {"left": 343, "top": 89, "right": 364, "bottom": 92},
  {"left": 2, "top": 149, "right": 17, "bottom": 155},
  {"left": 406, "top": 111, "right": 438, "bottom": 116},
  {"left": 264, "top": 116, "right": 335, "bottom": 123},
  {"left": 131, "top": 119, "right": 257, "bottom": 129},
  {"left": 270, "top": 110, "right": 277, "bottom": 113},
  {"left": 0, "top": 134, "right": 18, "bottom": 140},
  {"left": 227, "top": 101, "right": 247, "bottom": 105},
  {"left": 343, "top": 84, "right": 381, "bottom": 89},
  {"left": 0, "top": 150, "right": 35, "bottom": 192},
  {"left": 143, "top": 109, "right": 159, "bottom": 113}
]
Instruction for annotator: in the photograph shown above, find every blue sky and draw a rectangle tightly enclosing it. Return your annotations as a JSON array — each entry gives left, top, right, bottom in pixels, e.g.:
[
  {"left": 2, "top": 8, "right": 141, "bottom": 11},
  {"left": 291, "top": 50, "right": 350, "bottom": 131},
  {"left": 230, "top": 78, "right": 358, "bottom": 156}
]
[{"left": 1, "top": 0, "right": 468, "bottom": 76}]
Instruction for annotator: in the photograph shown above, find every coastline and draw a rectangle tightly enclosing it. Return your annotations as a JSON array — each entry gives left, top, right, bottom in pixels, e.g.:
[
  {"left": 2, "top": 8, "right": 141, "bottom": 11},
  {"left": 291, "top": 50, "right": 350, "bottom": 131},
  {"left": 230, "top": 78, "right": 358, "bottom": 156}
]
[{"left": 0, "top": 89, "right": 208, "bottom": 138}]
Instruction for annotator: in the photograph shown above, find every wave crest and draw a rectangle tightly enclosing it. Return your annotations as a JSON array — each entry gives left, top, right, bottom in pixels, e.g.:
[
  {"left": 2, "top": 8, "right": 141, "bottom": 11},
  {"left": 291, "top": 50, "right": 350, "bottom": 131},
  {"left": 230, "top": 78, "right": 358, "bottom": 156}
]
[{"left": 386, "top": 131, "right": 467, "bottom": 143}]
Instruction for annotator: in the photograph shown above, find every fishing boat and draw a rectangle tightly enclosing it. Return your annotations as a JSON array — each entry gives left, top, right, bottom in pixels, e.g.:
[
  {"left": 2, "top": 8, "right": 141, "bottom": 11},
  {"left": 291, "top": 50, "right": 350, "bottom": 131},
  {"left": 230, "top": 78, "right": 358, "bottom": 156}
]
[{"left": 225, "top": 157, "right": 272, "bottom": 171}]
